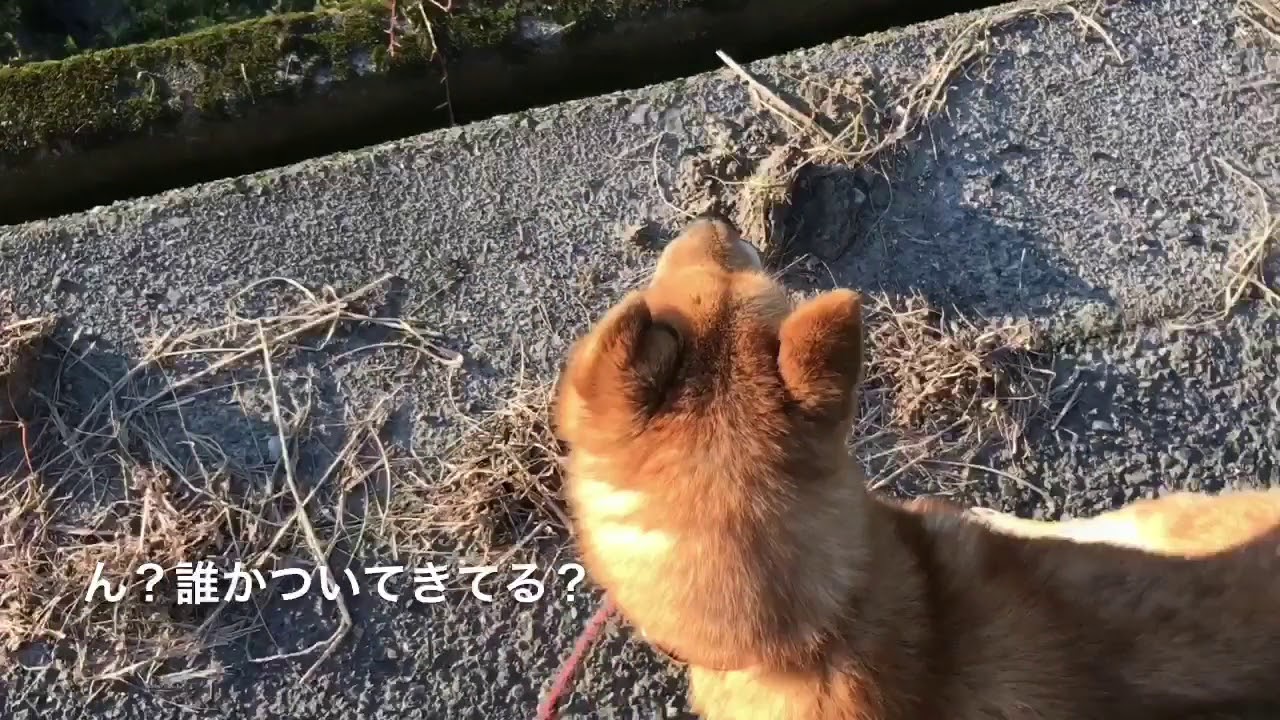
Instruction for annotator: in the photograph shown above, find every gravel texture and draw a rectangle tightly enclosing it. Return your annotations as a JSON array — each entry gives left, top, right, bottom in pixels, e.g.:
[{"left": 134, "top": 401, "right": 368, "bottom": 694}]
[{"left": 0, "top": 0, "right": 1277, "bottom": 717}]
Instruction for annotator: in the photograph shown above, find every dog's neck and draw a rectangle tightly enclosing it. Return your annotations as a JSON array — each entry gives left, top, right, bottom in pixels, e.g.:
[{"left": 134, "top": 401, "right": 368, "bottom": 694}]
[{"left": 569, "top": 445, "right": 934, "bottom": 672}]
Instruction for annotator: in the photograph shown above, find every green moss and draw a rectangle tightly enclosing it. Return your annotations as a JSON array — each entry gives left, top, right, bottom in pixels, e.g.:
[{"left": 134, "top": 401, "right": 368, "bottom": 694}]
[
  {"left": 1, "top": 1, "right": 323, "bottom": 65},
  {"left": 0, "top": 5, "right": 442, "bottom": 157},
  {"left": 111, "top": 1, "right": 320, "bottom": 46},
  {"left": 0, "top": 0, "right": 715, "bottom": 68},
  {"left": 0, "top": 0, "right": 723, "bottom": 159}
]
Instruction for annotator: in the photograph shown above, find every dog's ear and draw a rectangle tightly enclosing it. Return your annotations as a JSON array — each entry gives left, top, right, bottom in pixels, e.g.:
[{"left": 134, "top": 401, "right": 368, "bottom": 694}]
[
  {"left": 556, "top": 292, "right": 682, "bottom": 441},
  {"left": 777, "top": 289, "right": 864, "bottom": 422}
]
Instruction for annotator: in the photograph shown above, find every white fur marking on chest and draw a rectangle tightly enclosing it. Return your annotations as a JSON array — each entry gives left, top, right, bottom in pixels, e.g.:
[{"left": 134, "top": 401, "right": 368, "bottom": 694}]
[
  {"left": 574, "top": 476, "right": 675, "bottom": 558},
  {"left": 594, "top": 521, "right": 676, "bottom": 556},
  {"left": 576, "top": 477, "right": 647, "bottom": 518}
]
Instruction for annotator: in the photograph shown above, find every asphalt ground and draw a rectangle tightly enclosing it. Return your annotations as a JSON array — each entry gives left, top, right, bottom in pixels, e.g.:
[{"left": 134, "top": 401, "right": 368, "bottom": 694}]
[{"left": 0, "top": 0, "right": 1277, "bottom": 717}]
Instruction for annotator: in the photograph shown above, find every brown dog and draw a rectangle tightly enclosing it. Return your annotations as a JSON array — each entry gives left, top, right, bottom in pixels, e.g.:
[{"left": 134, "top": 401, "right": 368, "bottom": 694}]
[{"left": 554, "top": 216, "right": 1280, "bottom": 720}]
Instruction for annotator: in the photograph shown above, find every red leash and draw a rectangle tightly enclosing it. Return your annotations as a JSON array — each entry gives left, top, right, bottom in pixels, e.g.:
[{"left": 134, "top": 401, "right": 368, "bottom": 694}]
[{"left": 536, "top": 594, "right": 618, "bottom": 720}]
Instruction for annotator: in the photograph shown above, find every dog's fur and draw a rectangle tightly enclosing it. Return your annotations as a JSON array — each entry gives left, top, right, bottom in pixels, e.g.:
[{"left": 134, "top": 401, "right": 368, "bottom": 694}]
[
  {"left": 554, "top": 216, "right": 1280, "bottom": 720},
  {"left": 972, "top": 492, "right": 1280, "bottom": 558}
]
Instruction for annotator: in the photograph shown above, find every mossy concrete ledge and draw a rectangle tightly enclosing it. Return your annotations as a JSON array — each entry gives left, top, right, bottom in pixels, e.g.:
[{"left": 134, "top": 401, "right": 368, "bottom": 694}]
[{"left": 0, "top": 0, "right": 990, "bottom": 225}]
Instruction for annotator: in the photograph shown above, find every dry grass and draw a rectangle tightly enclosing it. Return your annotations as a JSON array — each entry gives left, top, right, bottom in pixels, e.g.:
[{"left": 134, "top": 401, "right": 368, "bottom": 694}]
[
  {"left": 1216, "top": 160, "right": 1279, "bottom": 313},
  {"left": 703, "top": 0, "right": 1122, "bottom": 258},
  {"left": 3, "top": 295, "right": 251, "bottom": 684},
  {"left": 740, "top": 0, "right": 1121, "bottom": 165},
  {"left": 0, "top": 292, "right": 55, "bottom": 427},
  {"left": 854, "top": 293, "right": 1058, "bottom": 498},
  {"left": 732, "top": 143, "right": 807, "bottom": 266},
  {"left": 0, "top": 274, "right": 472, "bottom": 686},
  {"left": 1238, "top": 0, "right": 1280, "bottom": 45},
  {"left": 1167, "top": 160, "right": 1280, "bottom": 332},
  {"left": 386, "top": 377, "right": 569, "bottom": 564},
  {"left": 663, "top": 2, "right": 1122, "bottom": 267},
  {"left": 0, "top": 465, "right": 244, "bottom": 685}
]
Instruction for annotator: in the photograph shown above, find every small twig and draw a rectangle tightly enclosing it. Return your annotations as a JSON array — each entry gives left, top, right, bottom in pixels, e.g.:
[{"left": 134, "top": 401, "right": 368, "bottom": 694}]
[
  {"left": 491, "top": 522, "right": 547, "bottom": 569},
  {"left": 248, "top": 638, "right": 330, "bottom": 665},
  {"left": 1050, "top": 381, "right": 1084, "bottom": 431},
  {"left": 869, "top": 451, "right": 931, "bottom": 491},
  {"left": 926, "top": 460, "right": 1053, "bottom": 504},
  {"left": 1065, "top": 5, "right": 1125, "bottom": 63},
  {"left": 715, "top": 50, "right": 836, "bottom": 147},
  {"left": 258, "top": 324, "right": 352, "bottom": 682},
  {"left": 1214, "top": 158, "right": 1279, "bottom": 313},
  {"left": 415, "top": 2, "right": 456, "bottom": 124},
  {"left": 240, "top": 63, "right": 255, "bottom": 103},
  {"left": 387, "top": 0, "right": 400, "bottom": 58},
  {"left": 157, "top": 664, "right": 222, "bottom": 686},
  {"left": 19, "top": 419, "right": 34, "bottom": 476}
]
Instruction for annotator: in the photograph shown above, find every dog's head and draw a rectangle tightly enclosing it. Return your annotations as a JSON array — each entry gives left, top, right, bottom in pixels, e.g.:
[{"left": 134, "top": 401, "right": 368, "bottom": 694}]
[
  {"left": 554, "top": 216, "right": 871, "bottom": 671},
  {"left": 557, "top": 216, "right": 864, "bottom": 453}
]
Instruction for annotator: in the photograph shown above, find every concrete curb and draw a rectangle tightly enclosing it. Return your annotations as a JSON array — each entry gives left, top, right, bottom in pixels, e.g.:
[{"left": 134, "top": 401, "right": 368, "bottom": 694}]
[{"left": 0, "top": 0, "right": 996, "bottom": 226}]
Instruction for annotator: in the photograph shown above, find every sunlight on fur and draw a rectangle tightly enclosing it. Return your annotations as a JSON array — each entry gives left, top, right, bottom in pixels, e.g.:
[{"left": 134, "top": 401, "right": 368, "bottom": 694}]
[{"left": 554, "top": 215, "right": 1280, "bottom": 720}]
